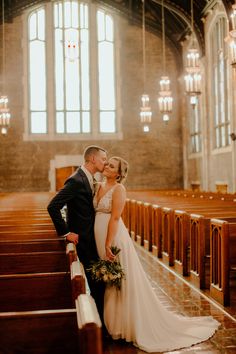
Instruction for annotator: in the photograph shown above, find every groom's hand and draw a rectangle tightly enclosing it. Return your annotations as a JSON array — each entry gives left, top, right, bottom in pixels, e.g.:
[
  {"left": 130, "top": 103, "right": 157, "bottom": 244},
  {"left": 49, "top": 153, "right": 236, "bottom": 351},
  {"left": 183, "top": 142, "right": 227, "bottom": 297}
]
[{"left": 66, "top": 232, "right": 79, "bottom": 245}]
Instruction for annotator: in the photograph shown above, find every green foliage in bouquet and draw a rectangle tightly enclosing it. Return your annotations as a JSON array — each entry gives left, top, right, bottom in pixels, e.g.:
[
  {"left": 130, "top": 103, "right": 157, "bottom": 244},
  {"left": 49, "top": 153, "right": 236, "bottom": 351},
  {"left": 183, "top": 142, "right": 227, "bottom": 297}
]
[{"left": 87, "top": 246, "right": 125, "bottom": 290}]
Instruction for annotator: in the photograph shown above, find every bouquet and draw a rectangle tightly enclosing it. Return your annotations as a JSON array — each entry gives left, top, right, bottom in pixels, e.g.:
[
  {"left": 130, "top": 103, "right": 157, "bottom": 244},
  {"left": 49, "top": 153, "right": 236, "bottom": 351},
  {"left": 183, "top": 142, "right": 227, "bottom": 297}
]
[{"left": 87, "top": 246, "right": 125, "bottom": 290}]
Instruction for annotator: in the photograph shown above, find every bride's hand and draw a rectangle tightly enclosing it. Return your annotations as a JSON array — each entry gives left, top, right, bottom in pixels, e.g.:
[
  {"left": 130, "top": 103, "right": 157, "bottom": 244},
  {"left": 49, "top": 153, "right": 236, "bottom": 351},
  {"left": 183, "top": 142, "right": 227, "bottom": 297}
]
[
  {"left": 66, "top": 232, "right": 79, "bottom": 245},
  {"left": 105, "top": 246, "right": 115, "bottom": 262}
]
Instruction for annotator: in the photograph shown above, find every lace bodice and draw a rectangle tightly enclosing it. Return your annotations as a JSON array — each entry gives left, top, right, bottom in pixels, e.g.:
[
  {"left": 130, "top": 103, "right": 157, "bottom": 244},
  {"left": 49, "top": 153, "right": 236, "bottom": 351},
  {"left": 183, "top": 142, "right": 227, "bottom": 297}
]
[{"left": 93, "top": 184, "right": 116, "bottom": 213}]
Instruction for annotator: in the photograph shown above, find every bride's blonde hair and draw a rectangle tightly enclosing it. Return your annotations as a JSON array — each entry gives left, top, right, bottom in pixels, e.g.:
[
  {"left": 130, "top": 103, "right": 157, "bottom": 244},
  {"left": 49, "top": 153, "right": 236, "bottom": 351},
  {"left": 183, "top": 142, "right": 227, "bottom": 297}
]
[{"left": 110, "top": 156, "right": 129, "bottom": 184}]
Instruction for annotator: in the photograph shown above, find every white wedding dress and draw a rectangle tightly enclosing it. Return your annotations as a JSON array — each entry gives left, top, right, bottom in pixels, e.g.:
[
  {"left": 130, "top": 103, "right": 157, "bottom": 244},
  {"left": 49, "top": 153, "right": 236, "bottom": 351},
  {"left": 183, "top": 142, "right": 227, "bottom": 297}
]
[{"left": 94, "top": 186, "right": 220, "bottom": 353}]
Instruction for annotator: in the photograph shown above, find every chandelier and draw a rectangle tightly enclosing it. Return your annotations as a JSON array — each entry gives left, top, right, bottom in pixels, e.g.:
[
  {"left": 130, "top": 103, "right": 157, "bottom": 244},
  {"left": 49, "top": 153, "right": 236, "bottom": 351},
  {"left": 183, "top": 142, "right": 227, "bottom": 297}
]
[
  {"left": 228, "top": 4, "right": 236, "bottom": 67},
  {"left": 158, "top": 0, "right": 173, "bottom": 123},
  {"left": 140, "top": 94, "right": 152, "bottom": 132},
  {"left": 0, "top": 96, "right": 10, "bottom": 135},
  {"left": 139, "top": 0, "right": 152, "bottom": 132},
  {"left": 184, "top": 0, "right": 201, "bottom": 107},
  {"left": 0, "top": 0, "right": 11, "bottom": 135},
  {"left": 65, "top": 28, "right": 79, "bottom": 62}
]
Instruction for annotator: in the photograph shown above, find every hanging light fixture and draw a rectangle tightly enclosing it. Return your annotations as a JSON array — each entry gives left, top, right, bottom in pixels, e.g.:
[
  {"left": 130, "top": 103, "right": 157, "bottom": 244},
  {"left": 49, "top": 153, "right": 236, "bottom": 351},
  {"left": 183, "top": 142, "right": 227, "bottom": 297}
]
[
  {"left": 229, "top": 40, "right": 236, "bottom": 67},
  {"left": 139, "top": 0, "right": 152, "bottom": 132},
  {"left": 158, "top": 0, "right": 173, "bottom": 123},
  {"left": 0, "top": 0, "right": 11, "bottom": 135},
  {"left": 228, "top": 3, "right": 236, "bottom": 67},
  {"left": 230, "top": 4, "right": 236, "bottom": 34},
  {"left": 0, "top": 96, "right": 10, "bottom": 135},
  {"left": 184, "top": 0, "right": 201, "bottom": 107},
  {"left": 65, "top": 28, "right": 79, "bottom": 62}
]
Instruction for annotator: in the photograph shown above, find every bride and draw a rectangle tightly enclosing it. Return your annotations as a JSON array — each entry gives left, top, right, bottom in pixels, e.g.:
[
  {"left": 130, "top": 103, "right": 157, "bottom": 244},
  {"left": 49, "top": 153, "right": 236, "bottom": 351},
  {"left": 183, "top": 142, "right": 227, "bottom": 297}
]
[{"left": 93, "top": 156, "right": 220, "bottom": 353}]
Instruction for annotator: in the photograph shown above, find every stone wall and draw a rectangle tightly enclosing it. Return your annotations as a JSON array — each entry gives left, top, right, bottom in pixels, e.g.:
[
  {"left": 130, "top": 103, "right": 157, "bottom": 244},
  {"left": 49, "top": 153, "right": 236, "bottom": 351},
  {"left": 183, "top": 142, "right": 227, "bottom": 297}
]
[{"left": 0, "top": 10, "right": 183, "bottom": 192}]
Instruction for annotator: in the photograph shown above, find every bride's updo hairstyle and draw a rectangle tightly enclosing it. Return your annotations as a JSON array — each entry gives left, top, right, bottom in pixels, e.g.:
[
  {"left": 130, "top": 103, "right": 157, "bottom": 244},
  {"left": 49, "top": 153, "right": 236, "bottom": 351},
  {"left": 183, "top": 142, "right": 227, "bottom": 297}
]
[{"left": 111, "top": 156, "right": 129, "bottom": 184}]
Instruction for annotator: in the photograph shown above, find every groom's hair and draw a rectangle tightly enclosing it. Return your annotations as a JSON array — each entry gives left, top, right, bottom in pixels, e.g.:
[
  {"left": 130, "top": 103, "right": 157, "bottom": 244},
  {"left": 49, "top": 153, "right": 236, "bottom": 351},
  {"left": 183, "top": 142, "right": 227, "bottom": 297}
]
[{"left": 83, "top": 145, "right": 107, "bottom": 161}]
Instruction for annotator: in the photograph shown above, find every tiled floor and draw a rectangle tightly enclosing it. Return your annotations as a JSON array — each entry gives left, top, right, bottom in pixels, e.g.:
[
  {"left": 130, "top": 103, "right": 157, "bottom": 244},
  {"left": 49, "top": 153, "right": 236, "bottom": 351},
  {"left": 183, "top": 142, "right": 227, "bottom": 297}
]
[{"left": 103, "top": 243, "right": 236, "bottom": 354}]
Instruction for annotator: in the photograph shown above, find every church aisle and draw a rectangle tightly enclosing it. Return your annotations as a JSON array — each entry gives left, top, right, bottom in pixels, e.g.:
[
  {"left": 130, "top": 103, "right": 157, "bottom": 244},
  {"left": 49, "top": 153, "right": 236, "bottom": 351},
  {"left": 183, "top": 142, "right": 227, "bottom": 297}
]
[{"left": 103, "top": 243, "right": 236, "bottom": 354}]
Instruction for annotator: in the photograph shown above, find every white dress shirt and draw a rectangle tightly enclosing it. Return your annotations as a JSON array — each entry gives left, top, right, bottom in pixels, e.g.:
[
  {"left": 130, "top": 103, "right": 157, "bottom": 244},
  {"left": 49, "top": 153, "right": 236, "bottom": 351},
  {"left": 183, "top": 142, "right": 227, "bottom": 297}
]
[{"left": 81, "top": 165, "right": 94, "bottom": 192}]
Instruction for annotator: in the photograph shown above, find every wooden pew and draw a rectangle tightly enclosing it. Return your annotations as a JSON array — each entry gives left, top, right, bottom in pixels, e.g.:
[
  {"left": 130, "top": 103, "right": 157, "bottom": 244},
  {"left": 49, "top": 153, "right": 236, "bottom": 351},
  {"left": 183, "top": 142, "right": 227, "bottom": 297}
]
[
  {"left": 66, "top": 244, "right": 102, "bottom": 352},
  {"left": 162, "top": 207, "right": 175, "bottom": 266},
  {"left": 189, "top": 214, "right": 209, "bottom": 288},
  {"left": 134, "top": 201, "right": 160, "bottom": 253},
  {"left": 143, "top": 202, "right": 152, "bottom": 251},
  {"left": 0, "top": 229, "right": 57, "bottom": 240},
  {"left": 0, "top": 223, "right": 55, "bottom": 231},
  {"left": 126, "top": 192, "right": 236, "bottom": 308},
  {"left": 0, "top": 238, "right": 66, "bottom": 253},
  {"left": 210, "top": 219, "right": 236, "bottom": 306},
  {"left": 128, "top": 194, "right": 236, "bottom": 253},
  {"left": 136, "top": 201, "right": 145, "bottom": 246},
  {"left": 66, "top": 242, "right": 78, "bottom": 265},
  {"left": 71, "top": 259, "right": 86, "bottom": 301},
  {"left": 0, "top": 309, "right": 79, "bottom": 354},
  {"left": 188, "top": 215, "right": 236, "bottom": 289},
  {"left": 76, "top": 294, "right": 102, "bottom": 354},
  {"left": 0, "top": 239, "right": 99, "bottom": 354},
  {"left": 159, "top": 203, "right": 236, "bottom": 271},
  {"left": 0, "top": 251, "right": 69, "bottom": 275},
  {"left": 0, "top": 296, "right": 102, "bottom": 354},
  {"left": 0, "top": 272, "right": 73, "bottom": 312},
  {"left": 126, "top": 198, "right": 132, "bottom": 233},
  {"left": 130, "top": 199, "right": 138, "bottom": 241},
  {"left": 122, "top": 198, "right": 130, "bottom": 232},
  {"left": 0, "top": 193, "right": 102, "bottom": 353},
  {"left": 127, "top": 189, "right": 236, "bottom": 202},
  {"left": 0, "top": 192, "right": 54, "bottom": 210},
  {"left": 151, "top": 204, "right": 162, "bottom": 257},
  {"left": 0, "top": 214, "right": 52, "bottom": 222},
  {"left": 0, "top": 209, "right": 50, "bottom": 216},
  {"left": 66, "top": 243, "right": 87, "bottom": 301},
  {"left": 174, "top": 210, "right": 190, "bottom": 276},
  {"left": 128, "top": 196, "right": 236, "bottom": 286}
]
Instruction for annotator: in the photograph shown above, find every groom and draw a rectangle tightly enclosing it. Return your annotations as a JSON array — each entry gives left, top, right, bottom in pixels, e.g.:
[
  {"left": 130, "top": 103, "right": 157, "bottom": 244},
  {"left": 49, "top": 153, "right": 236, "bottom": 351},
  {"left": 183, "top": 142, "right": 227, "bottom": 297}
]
[{"left": 47, "top": 145, "right": 107, "bottom": 321}]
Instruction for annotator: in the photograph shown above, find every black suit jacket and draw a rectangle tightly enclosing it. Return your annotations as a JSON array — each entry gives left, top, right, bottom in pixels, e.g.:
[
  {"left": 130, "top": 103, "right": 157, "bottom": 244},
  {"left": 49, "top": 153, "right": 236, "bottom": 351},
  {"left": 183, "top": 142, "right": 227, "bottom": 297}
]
[{"left": 47, "top": 168, "right": 98, "bottom": 267}]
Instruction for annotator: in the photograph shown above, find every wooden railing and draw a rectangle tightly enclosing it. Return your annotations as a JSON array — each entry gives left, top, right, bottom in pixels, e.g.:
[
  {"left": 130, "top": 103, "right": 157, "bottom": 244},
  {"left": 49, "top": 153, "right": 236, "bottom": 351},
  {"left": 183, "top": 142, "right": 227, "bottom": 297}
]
[{"left": 210, "top": 219, "right": 236, "bottom": 306}]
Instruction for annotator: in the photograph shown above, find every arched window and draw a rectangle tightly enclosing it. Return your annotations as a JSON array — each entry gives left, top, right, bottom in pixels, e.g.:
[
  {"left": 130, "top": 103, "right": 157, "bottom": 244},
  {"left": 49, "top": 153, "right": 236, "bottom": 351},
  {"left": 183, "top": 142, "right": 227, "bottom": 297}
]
[
  {"left": 28, "top": 8, "right": 47, "bottom": 133},
  {"left": 211, "top": 17, "right": 230, "bottom": 148},
  {"left": 189, "top": 101, "right": 201, "bottom": 154},
  {"left": 26, "top": 1, "right": 119, "bottom": 140}
]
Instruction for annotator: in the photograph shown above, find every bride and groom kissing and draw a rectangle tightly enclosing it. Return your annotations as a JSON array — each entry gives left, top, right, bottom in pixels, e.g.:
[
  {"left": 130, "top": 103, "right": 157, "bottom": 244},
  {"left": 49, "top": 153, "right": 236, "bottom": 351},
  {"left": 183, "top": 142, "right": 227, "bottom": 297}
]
[{"left": 47, "top": 145, "right": 219, "bottom": 353}]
